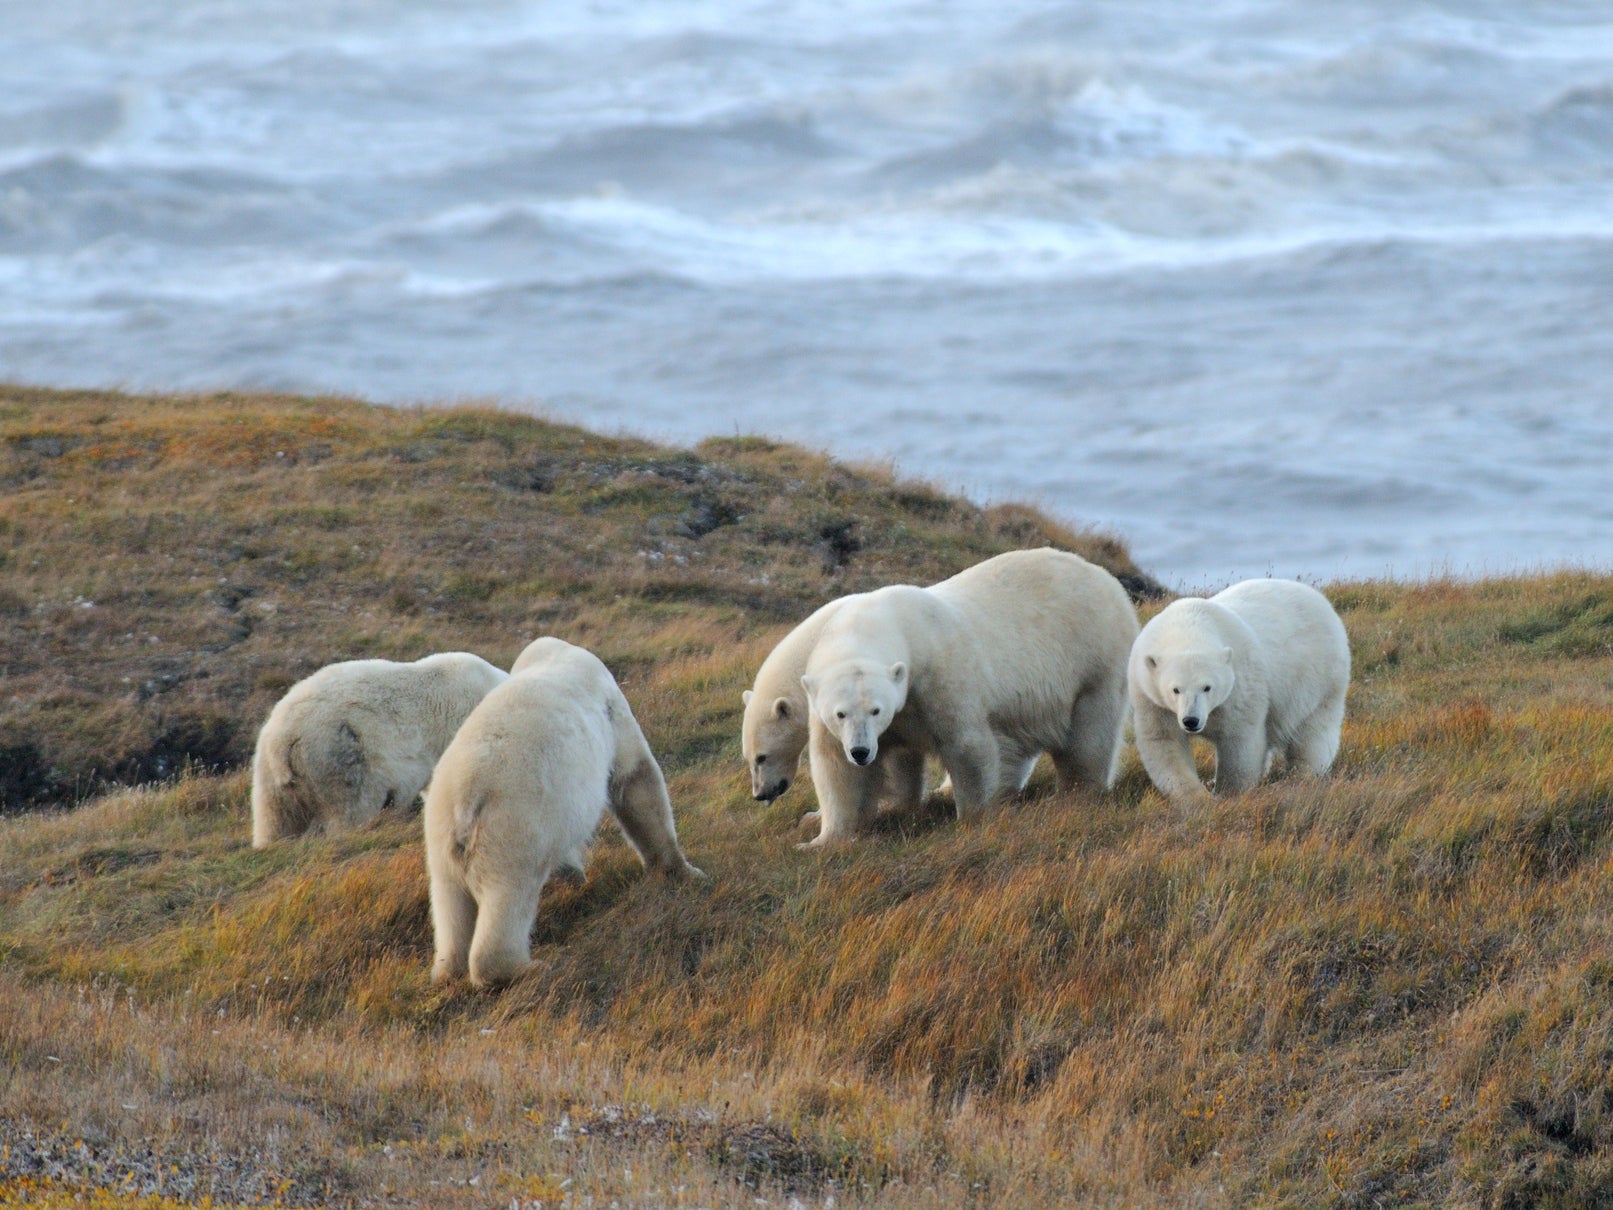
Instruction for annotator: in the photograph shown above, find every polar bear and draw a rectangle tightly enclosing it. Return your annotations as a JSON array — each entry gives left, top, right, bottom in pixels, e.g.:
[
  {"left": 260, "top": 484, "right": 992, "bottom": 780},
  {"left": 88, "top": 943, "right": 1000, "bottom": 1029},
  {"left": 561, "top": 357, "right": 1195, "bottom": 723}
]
[
  {"left": 742, "top": 598, "right": 850, "bottom": 803},
  {"left": 741, "top": 566, "right": 1046, "bottom": 817},
  {"left": 424, "top": 637, "right": 704, "bottom": 989},
  {"left": 250, "top": 652, "right": 508, "bottom": 848},
  {"left": 1127, "top": 578, "right": 1350, "bottom": 803},
  {"left": 741, "top": 596, "right": 928, "bottom": 826},
  {"left": 799, "top": 548, "right": 1139, "bottom": 845}
]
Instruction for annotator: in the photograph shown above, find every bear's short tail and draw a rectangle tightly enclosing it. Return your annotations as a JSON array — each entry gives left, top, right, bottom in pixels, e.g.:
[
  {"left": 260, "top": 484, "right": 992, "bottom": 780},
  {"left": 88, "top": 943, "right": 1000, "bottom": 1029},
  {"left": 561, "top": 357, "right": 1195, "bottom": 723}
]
[
  {"left": 261, "top": 733, "right": 300, "bottom": 791},
  {"left": 451, "top": 793, "right": 489, "bottom": 859}
]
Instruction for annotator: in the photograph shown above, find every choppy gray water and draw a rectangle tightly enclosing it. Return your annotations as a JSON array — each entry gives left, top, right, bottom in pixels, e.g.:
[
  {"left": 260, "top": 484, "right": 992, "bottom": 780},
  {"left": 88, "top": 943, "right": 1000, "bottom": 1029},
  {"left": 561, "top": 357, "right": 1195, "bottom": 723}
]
[{"left": 4, "top": 1, "right": 1612, "bottom": 588}]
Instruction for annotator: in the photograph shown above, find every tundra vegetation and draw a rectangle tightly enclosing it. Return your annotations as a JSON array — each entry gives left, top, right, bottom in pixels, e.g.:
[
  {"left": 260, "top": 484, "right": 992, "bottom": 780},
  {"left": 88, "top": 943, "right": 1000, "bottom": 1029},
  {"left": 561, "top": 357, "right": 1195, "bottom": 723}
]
[{"left": 1, "top": 387, "right": 1611, "bottom": 1207}]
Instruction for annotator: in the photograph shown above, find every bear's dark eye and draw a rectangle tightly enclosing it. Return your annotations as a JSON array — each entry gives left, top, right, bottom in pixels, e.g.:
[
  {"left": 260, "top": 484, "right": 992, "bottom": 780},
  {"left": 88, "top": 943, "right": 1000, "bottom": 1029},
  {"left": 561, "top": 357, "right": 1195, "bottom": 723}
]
[
  {"left": 755, "top": 755, "right": 767, "bottom": 766},
  {"left": 1203, "top": 685, "right": 1211, "bottom": 692},
  {"left": 870, "top": 707, "right": 880, "bottom": 716},
  {"left": 1172, "top": 688, "right": 1180, "bottom": 695},
  {"left": 835, "top": 711, "right": 846, "bottom": 720}
]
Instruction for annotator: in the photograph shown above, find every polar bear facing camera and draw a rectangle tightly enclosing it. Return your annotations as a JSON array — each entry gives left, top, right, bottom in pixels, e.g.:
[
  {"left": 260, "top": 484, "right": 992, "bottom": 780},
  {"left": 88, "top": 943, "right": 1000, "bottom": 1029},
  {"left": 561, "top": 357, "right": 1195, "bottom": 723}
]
[
  {"left": 742, "top": 597, "right": 854, "bottom": 803},
  {"left": 250, "top": 652, "right": 507, "bottom": 848},
  {"left": 1128, "top": 579, "right": 1350, "bottom": 803},
  {"left": 799, "top": 548, "right": 1140, "bottom": 845},
  {"left": 742, "top": 595, "right": 928, "bottom": 824},
  {"left": 424, "top": 637, "right": 704, "bottom": 989}
]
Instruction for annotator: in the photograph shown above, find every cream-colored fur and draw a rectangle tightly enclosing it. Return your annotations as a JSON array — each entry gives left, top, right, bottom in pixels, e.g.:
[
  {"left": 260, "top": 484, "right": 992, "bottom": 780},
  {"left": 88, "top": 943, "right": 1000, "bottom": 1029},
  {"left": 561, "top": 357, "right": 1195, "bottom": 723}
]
[
  {"left": 1129, "top": 578, "right": 1350, "bottom": 804},
  {"left": 424, "top": 637, "right": 704, "bottom": 989},
  {"left": 800, "top": 548, "right": 1139, "bottom": 845},
  {"left": 250, "top": 652, "right": 507, "bottom": 848},
  {"left": 741, "top": 595, "right": 928, "bottom": 828}
]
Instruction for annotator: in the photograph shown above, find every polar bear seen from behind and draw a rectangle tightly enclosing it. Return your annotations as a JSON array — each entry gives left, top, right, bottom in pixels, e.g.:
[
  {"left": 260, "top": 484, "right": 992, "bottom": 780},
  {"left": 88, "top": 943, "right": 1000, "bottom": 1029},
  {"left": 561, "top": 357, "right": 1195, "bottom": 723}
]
[
  {"left": 1128, "top": 578, "right": 1350, "bottom": 804},
  {"left": 424, "top": 637, "right": 705, "bottom": 989},
  {"left": 800, "top": 548, "right": 1140, "bottom": 845},
  {"left": 250, "top": 652, "right": 508, "bottom": 848}
]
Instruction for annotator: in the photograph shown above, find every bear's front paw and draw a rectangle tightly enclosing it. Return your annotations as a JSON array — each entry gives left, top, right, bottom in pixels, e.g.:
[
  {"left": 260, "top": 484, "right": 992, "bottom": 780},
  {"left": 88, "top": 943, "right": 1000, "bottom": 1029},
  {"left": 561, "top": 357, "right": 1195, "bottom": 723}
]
[
  {"left": 795, "top": 809, "right": 822, "bottom": 840},
  {"left": 660, "top": 857, "right": 709, "bottom": 882},
  {"left": 431, "top": 958, "right": 468, "bottom": 986},
  {"left": 796, "top": 831, "right": 857, "bottom": 851}
]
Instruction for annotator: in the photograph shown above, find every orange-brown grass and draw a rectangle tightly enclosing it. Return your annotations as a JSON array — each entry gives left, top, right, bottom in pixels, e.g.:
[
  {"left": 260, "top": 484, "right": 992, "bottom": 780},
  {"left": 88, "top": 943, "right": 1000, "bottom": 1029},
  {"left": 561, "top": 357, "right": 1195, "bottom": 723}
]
[{"left": 4, "top": 387, "right": 1613, "bottom": 1206}]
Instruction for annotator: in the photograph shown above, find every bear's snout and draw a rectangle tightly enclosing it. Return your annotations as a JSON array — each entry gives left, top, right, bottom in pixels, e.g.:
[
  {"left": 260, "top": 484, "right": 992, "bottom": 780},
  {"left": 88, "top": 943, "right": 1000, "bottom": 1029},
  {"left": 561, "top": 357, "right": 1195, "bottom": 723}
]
[
  {"left": 754, "top": 777, "right": 789, "bottom": 802},
  {"left": 849, "top": 746, "right": 872, "bottom": 765},
  {"left": 1181, "top": 716, "right": 1202, "bottom": 733}
]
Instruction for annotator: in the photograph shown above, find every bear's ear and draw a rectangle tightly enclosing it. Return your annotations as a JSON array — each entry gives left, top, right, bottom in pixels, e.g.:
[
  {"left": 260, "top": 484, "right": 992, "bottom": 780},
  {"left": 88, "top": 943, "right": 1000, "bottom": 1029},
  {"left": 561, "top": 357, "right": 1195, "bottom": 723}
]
[
  {"left": 799, "top": 675, "right": 817, "bottom": 705},
  {"left": 1219, "top": 646, "right": 1234, "bottom": 664},
  {"left": 742, "top": 689, "right": 754, "bottom": 706},
  {"left": 889, "top": 661, "right": 907, "bottom": 685},
  {"left": 772, "top": 696, "right": 791, "bottom": 720},
  {"left": 1144, "top": 654, "right": 1157, "bottom": 671}
]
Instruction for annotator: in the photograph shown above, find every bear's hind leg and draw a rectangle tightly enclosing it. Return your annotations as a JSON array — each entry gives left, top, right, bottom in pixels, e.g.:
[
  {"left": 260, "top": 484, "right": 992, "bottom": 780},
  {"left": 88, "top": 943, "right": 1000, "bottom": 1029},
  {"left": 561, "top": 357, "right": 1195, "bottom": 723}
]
[
  {"left": 251, "top": 747, "right": 318, "bottom": 847},
  {"left": 1054, "top": 685, "right": 1128, "bottom": 792},
  {"left": 610, "top": 760, "right": 703, "bottom": 879},
  {"left": 428, "top": 869, "right": 476, "bottom": 985},
  {"left": 1287, "top": 692, "right": 1345, "bottom": 777},
  {"left": 251, "top": 788, "right": 309, "bottom": 848},
  {"left": 467, "top": 879, "right": 545, "bottom": 990}
]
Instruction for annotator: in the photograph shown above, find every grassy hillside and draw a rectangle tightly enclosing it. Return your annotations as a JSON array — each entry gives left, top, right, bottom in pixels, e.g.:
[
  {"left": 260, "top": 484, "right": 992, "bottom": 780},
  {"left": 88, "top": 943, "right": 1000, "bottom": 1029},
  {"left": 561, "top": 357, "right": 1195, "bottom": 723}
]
[
  {"left": 3, "top": 387, "right": 1613, "bottom": 1207},
  {"left": 0, "top": 386, "right": 1154, "bottom": 813}
]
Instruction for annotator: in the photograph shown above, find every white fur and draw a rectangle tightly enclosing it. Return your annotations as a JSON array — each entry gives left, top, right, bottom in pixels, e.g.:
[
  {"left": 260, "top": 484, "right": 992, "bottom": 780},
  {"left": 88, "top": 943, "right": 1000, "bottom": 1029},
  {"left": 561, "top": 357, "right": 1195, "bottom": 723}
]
[
  {"left": 250, "top": 652, "right": 507, "bottom": 848},
  {"left": 424, "top": 637, "right": 704, "bottom": 989},
  {"left": 799, "top": 548, "right": 1140, "bottom": 845},
  {"left": 1128, "top": 579, "right": 1350, "bottom": 803},
  {"left": 740, "top": 595, "right": 928, "bottom": 824},
  {"left": 742, "top": 598, "right": 845, "bottom": 802}
]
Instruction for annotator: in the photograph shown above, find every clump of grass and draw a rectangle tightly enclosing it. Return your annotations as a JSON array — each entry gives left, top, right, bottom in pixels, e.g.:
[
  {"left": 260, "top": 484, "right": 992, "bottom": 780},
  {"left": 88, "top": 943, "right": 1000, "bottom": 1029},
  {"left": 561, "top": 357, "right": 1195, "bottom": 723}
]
[{"left": 4, "top": 386, "right": 1613, "bottom": 1205}]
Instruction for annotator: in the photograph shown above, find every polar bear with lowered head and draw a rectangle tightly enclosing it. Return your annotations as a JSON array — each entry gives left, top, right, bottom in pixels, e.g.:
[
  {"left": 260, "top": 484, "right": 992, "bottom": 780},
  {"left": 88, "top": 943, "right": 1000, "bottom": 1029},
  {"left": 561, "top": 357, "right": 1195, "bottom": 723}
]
[
  {"left": 742, "top": 567, "right": 1046, "bottom": 814},
  {"left": 742, "top": 594, "right": 930, "bottom": 825},
  {"left": 251, "top": 652, "right": 507, "bottom": 848},
  {"left": 799, "top": 548, "right": 1139, "bottom": 846},
  {"left": 424, "top": 637, "right": 705, "bottom": 989},
  {"left": 1128, "top": 578, "right": 1350, "bottom": 804}
]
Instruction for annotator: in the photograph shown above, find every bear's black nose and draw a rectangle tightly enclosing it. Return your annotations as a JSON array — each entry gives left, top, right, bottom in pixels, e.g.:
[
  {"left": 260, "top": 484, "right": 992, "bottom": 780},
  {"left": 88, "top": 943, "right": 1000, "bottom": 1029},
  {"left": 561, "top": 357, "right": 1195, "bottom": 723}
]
[
  {"left": 754, "top": 778, "right": 789, "bottom": 802},
  {"left": 849, "top": 746, "right": 871, "bottom": 765},
  {"left": 1182, "top": 717, "right": 1201, "bottom": 733}
]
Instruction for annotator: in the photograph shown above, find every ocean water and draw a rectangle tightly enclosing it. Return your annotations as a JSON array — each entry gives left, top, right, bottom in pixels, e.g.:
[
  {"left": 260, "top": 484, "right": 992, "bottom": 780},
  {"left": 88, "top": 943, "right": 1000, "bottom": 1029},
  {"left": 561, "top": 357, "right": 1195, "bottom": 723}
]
[{"left": 3, "top": 1, "right": 1612, "bottom": 589}]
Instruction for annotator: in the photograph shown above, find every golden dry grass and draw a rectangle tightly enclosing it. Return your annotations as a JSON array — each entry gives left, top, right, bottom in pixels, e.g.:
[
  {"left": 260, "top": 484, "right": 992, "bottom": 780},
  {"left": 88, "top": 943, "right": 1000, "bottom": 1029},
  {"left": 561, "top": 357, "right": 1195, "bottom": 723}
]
[{"left": 3, "top": 387, "right": 1613, "bottom": 1207}]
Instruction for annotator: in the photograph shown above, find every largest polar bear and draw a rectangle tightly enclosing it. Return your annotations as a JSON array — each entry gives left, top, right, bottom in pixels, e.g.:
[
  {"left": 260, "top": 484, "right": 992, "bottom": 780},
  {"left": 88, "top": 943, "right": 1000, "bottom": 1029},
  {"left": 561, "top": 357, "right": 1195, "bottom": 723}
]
[
  {"left": 1127, "top": 578, "right": 1350, "bottom": 803},
  {"left": 424, "top": 637, "right": 704, "bottom": 989},
  {"left": 250, "top": 652, "right": 507, "bottom": 848},
  {"left": 799, "top": 548, "right": 1139, "bottom": 845}
]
